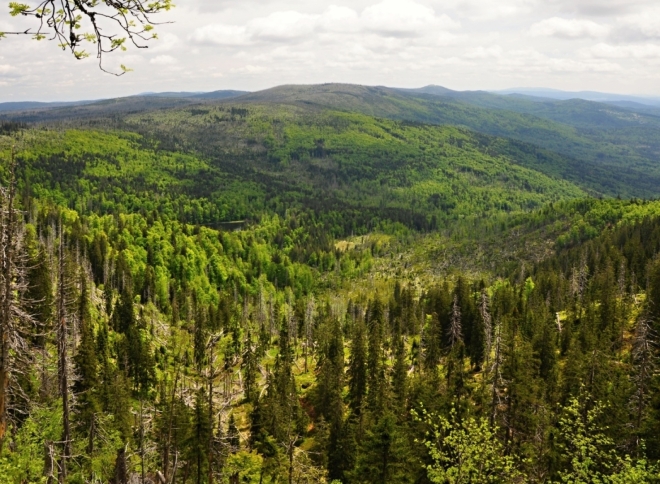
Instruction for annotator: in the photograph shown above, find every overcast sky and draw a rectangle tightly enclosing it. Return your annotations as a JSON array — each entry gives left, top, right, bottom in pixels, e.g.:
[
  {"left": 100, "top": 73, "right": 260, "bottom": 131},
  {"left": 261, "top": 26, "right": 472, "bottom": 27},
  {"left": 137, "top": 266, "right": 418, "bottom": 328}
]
[{"left": 1, "top": 0, "right": 660, "bottom": 101}]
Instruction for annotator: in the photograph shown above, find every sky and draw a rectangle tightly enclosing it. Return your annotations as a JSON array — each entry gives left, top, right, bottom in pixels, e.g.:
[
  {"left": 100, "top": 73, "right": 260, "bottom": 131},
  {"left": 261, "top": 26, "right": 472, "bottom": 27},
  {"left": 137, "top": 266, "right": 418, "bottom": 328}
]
[{"left": 1, "top": 0, "right": 660, "bottom": 101}]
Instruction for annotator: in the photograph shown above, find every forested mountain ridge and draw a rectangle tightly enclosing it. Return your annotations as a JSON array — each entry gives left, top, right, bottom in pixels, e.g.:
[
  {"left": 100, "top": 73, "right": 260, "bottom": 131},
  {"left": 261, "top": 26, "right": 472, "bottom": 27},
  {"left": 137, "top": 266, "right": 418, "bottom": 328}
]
[
  {"left": 4, "top": 83, "right": 660, "bottom": 198},
  {"left": 1, "top": 81, "right": 660, "bottom": 483},
  {"left": 7, "top": 111, "right": 586, "bottom": 233},
  {"left": 229, "top": 84, "right": 660, "bottom": 197}
]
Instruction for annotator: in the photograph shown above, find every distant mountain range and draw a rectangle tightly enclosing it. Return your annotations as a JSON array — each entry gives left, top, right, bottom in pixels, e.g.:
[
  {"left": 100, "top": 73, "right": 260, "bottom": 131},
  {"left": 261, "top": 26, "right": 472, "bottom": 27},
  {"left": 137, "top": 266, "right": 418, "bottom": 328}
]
[
  {"left": 3, "top": 85, "right": 660, "bottom": 114},
  {"left": 139, "top": 90, "right": 249, "bottom": 100},
  {"left": 0, "top": 100, "right": 94, "bottom": 113},
  {"left": 0, "top": 90, "right": 248, "bottom": 114},
  {"left": 493, "top": 87, "right": 660, "bottom": 107}
]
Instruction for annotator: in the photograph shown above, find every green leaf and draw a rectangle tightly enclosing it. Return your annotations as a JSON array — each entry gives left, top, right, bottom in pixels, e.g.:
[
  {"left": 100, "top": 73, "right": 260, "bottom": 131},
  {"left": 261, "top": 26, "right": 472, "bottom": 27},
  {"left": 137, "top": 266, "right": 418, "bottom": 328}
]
[{"left": 8, "top": 2, "right": 30, "bottom": 16}]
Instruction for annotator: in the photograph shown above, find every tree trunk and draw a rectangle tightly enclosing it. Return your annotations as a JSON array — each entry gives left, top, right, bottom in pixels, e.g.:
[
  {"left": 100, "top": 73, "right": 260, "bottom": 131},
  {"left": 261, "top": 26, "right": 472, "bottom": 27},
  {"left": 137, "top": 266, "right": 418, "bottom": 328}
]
[
  {"left": 0, "top": 148, "right": 16, "bottom": 449},
  {"left": 44, "top": 441, "right": 56, "bottom": 484},
  {"left": 208, "top": 343, "right": 214, "bottom": 484},
  {"left": 57, "top": 230, "right": 71, "bottom": 482},
  {"left": 114, "top": 448, "right": 129, "bottom": 484},
  {"left": 164, "top": 365, "right": 180, "bottom": 482}
]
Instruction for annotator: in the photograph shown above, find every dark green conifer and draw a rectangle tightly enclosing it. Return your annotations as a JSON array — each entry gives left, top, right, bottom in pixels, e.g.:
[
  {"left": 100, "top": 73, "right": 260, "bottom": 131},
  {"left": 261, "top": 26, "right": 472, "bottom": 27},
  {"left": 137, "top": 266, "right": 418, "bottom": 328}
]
[
  {"left": 348, "top": 318, "right": 367, "bottom": 414},
  {"left": 74, "top": 275, "right": 99, "bottom": 430}
]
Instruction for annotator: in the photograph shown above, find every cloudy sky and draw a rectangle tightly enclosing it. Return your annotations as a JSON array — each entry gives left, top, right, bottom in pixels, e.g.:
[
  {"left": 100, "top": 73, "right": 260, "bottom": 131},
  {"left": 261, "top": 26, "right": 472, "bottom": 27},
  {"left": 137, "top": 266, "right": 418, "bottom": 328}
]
[{"left": 1, "top": 0, "right": 660, "bottom": 101}]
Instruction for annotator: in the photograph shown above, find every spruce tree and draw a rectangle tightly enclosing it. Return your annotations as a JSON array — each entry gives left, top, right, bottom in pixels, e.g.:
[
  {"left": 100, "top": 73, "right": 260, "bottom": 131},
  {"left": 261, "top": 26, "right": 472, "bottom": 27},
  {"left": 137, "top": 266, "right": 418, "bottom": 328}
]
[
  {"left": 348, "top": 317, "right": 367, "bottom": 415},
  {"left": 73, "top": 275, "right": 99, "bottom": 434},
  {"left": 350, "top": 412, "right": 412, "bottom": 484},
  {"left": 366, "top": 299, "right": 386, "bottom": 413}
]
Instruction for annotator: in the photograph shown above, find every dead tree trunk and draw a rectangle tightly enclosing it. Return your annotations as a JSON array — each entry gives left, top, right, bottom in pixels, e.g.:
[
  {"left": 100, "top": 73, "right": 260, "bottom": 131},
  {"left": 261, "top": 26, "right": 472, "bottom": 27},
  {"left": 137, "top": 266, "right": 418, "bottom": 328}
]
[
  {"left": 208, "top": 341, "right": 215, "bottom": 484},
  {"left": 164, "top": 363, "right": 181, "bottom": 482},
  {"left": 490, "top": 323, "right": 504, "bottom": 429},
  {"left": 44, "top": 441, "right": 56, "bottom": 484},
  {"left": 0, "top": 147, "right": 17, "bottom": 449},
  {"left": 57, "top": 229, "right": 71, "bottom": 482},
  {"left": 114, "top": 448, "right": 129, "bottom": 484}
]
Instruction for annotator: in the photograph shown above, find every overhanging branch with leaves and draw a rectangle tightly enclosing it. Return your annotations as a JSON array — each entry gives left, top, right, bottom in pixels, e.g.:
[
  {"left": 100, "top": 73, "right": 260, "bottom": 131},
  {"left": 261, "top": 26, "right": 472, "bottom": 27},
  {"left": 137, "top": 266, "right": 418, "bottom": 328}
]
[{"left": 1, "top": 0, "right": 174, "bottom": 74}]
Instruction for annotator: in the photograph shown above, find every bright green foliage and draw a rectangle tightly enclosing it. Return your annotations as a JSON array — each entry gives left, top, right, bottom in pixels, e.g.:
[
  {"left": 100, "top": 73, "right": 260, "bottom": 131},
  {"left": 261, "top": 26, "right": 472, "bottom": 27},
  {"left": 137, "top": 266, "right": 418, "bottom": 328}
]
[
  {"left": 225, "top": 450, "right": 264, "bottom": 483},
  {"left": 0, "top": 405, "right": 61, "bottom": 483},
  {"left": 555, "top": 394, "right": 659, "bottom": 484},
  {"left": 415, "top": 407, "right": 522, "bottom": 483}
]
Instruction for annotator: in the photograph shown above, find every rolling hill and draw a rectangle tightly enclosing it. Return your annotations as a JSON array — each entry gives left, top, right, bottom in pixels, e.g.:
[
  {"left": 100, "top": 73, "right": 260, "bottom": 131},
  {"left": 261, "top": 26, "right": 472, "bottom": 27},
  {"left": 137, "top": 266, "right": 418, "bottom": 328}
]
[{"left": 4, "top": 83, "right": 660, "bottom": 199}]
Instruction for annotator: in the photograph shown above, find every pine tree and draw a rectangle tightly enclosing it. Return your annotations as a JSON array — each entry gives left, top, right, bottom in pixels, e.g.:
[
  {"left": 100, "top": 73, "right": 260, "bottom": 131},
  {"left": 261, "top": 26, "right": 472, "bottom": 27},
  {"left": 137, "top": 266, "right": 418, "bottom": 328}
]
[
  {"left": 316, "top": 316, "right": 346, "bottom": 481},
  {"left": 194, "top": 296, "right": 208, "bottom": 371},
  {"left": 350, "top": 412, "right": 412, "bottom": 484},
  {"left": 73, "top": 275, "right": 99, "bottom": 441},
  {"left": 114, "top": 283, "right": 134, "bottom": 335},
  {"left": 242, "top": 332, "right": 258, "bottom": 403},
  {"left": 367, "top": 299, "right": 386, "bottom": 413},
  {"left": 187, "top": 388, "right": 211, "bottom": 484},
  {"left": 348, "top": 317, "right": 367, "bottom": 415},
  {"left": 424, "top": 313, "right": 442, "bottom": 372},
  {"left": 392, "top": 335, "right": 407, "bottom": 412}
]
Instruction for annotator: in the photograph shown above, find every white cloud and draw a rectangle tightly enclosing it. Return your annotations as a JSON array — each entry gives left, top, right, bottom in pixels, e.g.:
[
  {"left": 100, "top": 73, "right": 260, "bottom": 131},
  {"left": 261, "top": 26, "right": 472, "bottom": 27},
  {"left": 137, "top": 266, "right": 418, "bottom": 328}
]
[
  {"left": 465, "top": 45, "right": 503, "bottom": 59},
  {"left": 248, "top": 11, "right": 318, "bottom": 41},
  {"left": 362, "top": 0, "right": 459, "bottom": 37},
  {"left": 496, "top": 49, "right": 621, "bottom": 74},
  {"left": 530, "top": 17, "right": 610, "bottom": 38},
  {"left": 191, "top": 1, "right": 458, "bottom": 47},
  {"left": 230, "top": 64, "right": 268, "bottom": 74},
  {"left": 150, "top": 55, "right": 178, "bottom": 65},
  {"left": 191, "top": 11, "right": 318, "bottom": 46},
  {"left": 439, "top": 0, "right": 535, "bottom": 20},
  {"left": 0, "top": 65, "right": 16, "bottom": 75},
  {"left": 545, "top": 0, "right": 654, "bottom": 16},
  {"left": 191, "top": 24, "right": 251, "bottom": 46},
  {"left": 586, "top": 43, "right": 660, "bottom": 59},
  {"left": 617, "top": 7, "right": 660, "bottom": 40},
  {"left": 148, "top": 33, "right": 180, "bottom": 53},
  {"left": 317, "top": 5, "right": 361, "bottom": 33}
]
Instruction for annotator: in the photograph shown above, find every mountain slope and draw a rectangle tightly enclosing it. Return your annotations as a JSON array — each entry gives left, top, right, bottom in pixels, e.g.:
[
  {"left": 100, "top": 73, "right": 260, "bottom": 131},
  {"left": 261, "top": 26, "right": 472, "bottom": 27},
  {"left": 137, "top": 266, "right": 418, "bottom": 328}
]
[
  {"left": 5, "top": 82, "right": 660, "bottom": 197},
  {"left": 223, "top": 84, "right": 660, "bottom": 196},
  {"left": 7, "top": 105, "right": 586, "bottom": 235}
]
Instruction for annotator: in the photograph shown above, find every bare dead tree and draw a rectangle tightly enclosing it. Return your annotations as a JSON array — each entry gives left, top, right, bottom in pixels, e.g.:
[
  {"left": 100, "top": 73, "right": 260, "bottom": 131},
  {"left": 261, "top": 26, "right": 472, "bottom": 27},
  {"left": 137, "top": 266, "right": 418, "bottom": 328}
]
[
  {"left": 304, "top": 296, "right": 314, "bottom": 373},
  {"left": 205, "top": 333, "right": 223, "bottom": 484},
  {"left": 479, "top": 290, "right": 492, "bottom": 366},
  {"left": 631, "top": 314, "right": 657, "bottom": 446},
  {"left": 0, "top": 148, "right": 16, "bottom": 449},
  {"left": 162, "top": 359, "right": 181, "bottom": 483},
  {"left": 489, "top": 322, "right": 506, "bottom": 429},
  {"left": 44, "top": 440, "right": 56, "bottom": 484},
  {"left": 56, "top": 224, "right": 73, "bottom": 482},
  {"left": 2, "top": 0, "right": 174, "bottom": 74},
  {"left": 448, "top": 294, "right": 462, "bottom": 348},
  {"left": 0, "top": 148, "right": 34, "bottom": 450}
]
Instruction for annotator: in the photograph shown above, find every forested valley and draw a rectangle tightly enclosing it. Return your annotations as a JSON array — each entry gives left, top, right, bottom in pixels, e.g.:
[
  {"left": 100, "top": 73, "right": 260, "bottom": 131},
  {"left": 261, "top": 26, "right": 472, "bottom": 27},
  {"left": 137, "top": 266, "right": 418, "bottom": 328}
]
[{"left": 1, "top": 85, "right": 660, "bottom": 483}]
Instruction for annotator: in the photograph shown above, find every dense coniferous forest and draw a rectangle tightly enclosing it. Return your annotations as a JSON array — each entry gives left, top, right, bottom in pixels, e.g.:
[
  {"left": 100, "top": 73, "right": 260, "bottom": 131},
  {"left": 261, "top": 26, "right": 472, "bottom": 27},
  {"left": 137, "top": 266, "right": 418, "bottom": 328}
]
[{"left": 1, "top": 85, "right": 660, "bottom": 483}]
